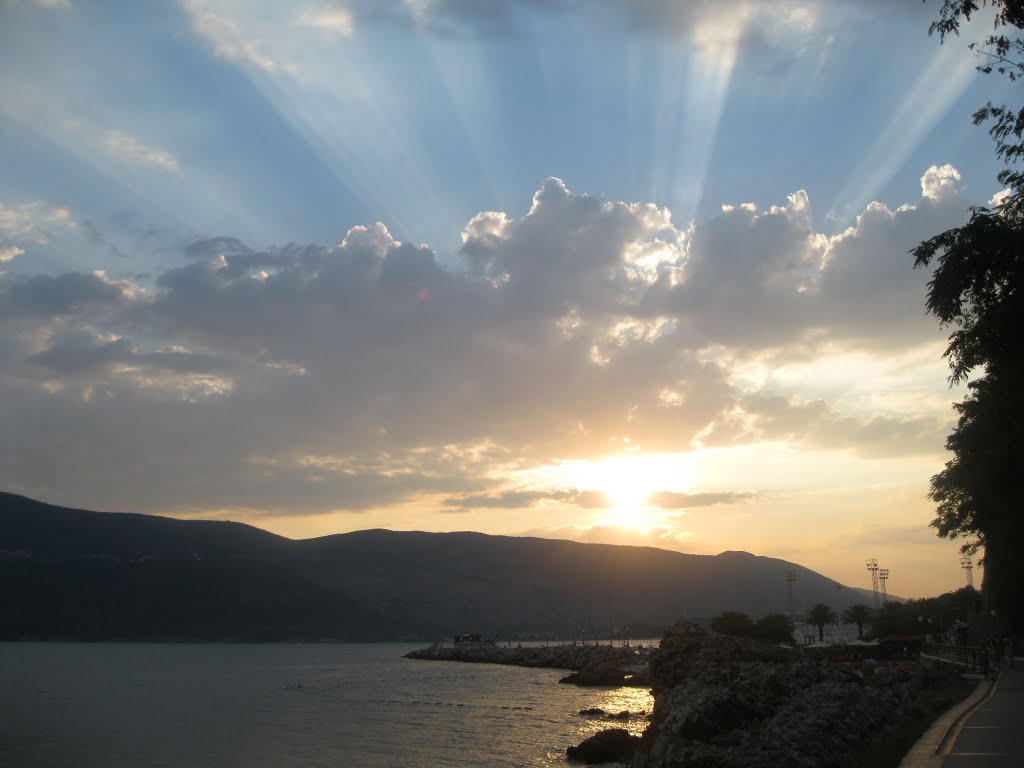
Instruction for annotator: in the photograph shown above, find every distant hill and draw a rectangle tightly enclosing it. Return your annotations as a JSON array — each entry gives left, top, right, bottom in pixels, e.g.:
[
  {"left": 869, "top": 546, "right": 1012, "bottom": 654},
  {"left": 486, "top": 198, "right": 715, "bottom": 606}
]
[{"left": 0, "top": 492, "right": 875, "bottom": 641}]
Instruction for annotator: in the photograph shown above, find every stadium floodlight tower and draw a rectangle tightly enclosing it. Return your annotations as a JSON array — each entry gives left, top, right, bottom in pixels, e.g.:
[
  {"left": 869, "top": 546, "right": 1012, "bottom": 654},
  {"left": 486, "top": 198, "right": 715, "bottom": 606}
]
[
  {"left": 878, "top": 568, "right": 889, "bottom": 605},
  {"left": 866, "top": 559, "right": 880, "bottom": 609},
  {"left": 785, "top": 570, "right": 797, "bottom": 620},
  {"left": 961, "top": 556, "right": 974, "bottom": 589}
]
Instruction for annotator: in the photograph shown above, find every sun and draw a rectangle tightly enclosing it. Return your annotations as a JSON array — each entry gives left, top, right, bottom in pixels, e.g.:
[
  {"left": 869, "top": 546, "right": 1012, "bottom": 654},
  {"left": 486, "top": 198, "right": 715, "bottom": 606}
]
[
  {"left": 512, "top": 452, "right": 696, "bottom": 531},
  {"left": 602, "top": 475, "right": 650, "bottom": 509},
  {"left": 605, "top": 505, "right": 658, "bottom": 532}
]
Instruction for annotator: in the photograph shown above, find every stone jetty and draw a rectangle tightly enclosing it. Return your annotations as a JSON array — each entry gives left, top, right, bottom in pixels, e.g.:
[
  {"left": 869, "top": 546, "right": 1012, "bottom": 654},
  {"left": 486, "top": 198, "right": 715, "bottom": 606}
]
[{"left": 405, "top": 643, "right": 652, "bottom": 686}]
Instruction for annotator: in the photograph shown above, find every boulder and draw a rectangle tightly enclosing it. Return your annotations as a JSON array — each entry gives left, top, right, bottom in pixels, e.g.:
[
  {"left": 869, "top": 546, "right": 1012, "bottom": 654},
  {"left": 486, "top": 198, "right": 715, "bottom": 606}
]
[
  {"left": 566, "top": 728, "right": 641, "bottom": 764},
  {"left": 560, "top": 663, "right": 627, "bottom": 686}
]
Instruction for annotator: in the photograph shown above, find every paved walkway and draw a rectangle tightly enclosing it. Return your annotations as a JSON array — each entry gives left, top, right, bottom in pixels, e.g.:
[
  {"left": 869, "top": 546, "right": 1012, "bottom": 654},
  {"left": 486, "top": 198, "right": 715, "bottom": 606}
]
[
  {"left": 940, "top": 659, "right": 1024, "bottom": 767},
  {"left": 903, "top": 659, "right": 1024, "bottom": 767}
]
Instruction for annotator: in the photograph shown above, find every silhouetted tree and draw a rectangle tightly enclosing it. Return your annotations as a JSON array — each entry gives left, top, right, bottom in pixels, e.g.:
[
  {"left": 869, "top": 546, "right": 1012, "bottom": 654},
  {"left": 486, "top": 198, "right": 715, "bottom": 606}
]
[
  {"left": 920, "top": 0, "right": 1024, "bottom": 632},
  {"left": 871, "top": 602, "right": 921, "bottom": 639},
  {"left": 871, "top": 588, "right": 984, "bottom": 641},
  {"left": 710, "top": 610, "right": 754, "bottom": 637},
  {"left": 841, "top": 604, "right": 873, "bottom": 640},
  {"left": 754, "top": 613, "right": 795, "bottom": 644},
  {"left": 805, "top": 603, "right": 837, "bottom": 643}
]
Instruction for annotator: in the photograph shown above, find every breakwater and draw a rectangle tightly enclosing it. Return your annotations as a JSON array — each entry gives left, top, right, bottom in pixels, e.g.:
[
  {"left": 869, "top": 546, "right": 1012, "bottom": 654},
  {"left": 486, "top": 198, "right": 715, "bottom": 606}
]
[{"left": 405, "top": 643, "right": 653, "bottom": 685}]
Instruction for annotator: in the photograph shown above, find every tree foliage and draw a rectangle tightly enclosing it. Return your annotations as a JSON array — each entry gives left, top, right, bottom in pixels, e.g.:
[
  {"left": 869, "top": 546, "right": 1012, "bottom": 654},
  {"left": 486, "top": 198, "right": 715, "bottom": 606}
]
[
  {"left": 805, "top": 603, "right": 837, "bottom": 642},
  {"left": 711, "top": 610, "right": 754, "bottom": 637},
  {"left": 840, "top": 604, "right": 873, "bottom": 640},
  {"left": 869, "top": 588, "right": 981, "bottom": 640},
  {"left": 754, "top": 613, "right": 796, "bottom": 644},
  {"left": 919, "top": 0, "right": 1024, "bottom": 632}
]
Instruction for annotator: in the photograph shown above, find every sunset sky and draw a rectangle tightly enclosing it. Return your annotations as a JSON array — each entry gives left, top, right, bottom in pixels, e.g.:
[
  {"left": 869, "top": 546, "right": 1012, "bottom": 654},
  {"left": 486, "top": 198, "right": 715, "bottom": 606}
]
[{"left": 1, "top": 0, "right": 1012, "bottom": 597}]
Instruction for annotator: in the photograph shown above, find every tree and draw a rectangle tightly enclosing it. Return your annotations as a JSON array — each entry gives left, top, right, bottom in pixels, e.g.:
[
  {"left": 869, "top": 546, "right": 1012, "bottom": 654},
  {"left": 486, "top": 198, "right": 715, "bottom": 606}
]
[
  {"left": 919, "top": 0, "right": 1024, "bottom": 632},
  {"left": 841, "top": 604, "right": 873, "bottom": 640},
  {"left": 805, "top": 603, "right": 837, "bottom": 643},
  {"left": 754, "top": 613, "right": 795, "bottom": 644},
  {"left": 710, "top": 610, "right": 754, "bottom": 637}
]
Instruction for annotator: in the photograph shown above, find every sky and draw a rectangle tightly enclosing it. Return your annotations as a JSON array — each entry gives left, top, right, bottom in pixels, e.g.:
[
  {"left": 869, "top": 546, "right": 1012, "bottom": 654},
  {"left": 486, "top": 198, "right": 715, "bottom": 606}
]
[{"left": 0, "top": 0, "right": 1014, "bottom": 598}]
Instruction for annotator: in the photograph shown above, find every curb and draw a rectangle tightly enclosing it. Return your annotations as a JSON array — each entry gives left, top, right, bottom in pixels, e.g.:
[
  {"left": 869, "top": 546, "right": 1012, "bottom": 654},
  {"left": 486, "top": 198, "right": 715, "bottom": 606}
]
[{"left": 898, "top": 673, "right": 996, "bottom": 768}]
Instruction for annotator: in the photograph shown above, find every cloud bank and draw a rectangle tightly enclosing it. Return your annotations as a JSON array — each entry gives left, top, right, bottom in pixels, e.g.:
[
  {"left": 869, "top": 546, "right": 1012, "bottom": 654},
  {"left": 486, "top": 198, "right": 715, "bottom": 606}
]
[{"left": 0, "top": 168, "right": 968, "bottom": 519}]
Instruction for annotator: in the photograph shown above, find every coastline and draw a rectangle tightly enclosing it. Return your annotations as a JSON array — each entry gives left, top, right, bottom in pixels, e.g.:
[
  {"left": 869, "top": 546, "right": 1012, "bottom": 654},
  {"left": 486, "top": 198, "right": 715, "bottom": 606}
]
[{"left": 410, "top": 623, "right": 976, "bottom": 767}]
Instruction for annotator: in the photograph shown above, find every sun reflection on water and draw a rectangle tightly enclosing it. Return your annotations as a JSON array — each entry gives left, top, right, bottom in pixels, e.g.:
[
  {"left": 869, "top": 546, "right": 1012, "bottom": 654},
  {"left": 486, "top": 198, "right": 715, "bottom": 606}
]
[{"left": 574, "top": 686, "right": 654, "bottom": 738}]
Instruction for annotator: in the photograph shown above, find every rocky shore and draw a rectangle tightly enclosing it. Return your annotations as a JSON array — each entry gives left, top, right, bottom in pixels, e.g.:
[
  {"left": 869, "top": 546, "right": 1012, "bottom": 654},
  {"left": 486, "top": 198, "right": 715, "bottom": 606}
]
[
  {"left": 629, "top": 621, "right": 960, "bottom": 768},
  {"left": 410, "top": 624, "right": 963, "bottom": 767}
]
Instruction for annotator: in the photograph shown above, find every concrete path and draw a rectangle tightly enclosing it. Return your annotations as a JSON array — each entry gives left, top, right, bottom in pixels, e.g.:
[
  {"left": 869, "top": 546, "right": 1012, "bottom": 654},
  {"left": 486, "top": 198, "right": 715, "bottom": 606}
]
[
  {"left": 903, "top": 659, "right": 1024, "bottom": 767},
  {"left": 940, "top": 660, "right": 1024, "bottom": 767}
]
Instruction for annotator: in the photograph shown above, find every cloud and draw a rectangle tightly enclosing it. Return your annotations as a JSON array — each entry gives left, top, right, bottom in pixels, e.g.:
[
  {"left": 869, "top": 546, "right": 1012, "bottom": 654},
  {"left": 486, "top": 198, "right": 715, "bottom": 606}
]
[
  {"left": 0, "top": 200, "right": 72, "bottom": 244},
  {"left": 648, "top": 490, "right": 757, "bottom": 509},
  {"left": 102, "top": 130, "right": 180, "bottom": 173},
  {"left": 701, "top": 393, "right": 950, "bottom": 458},
  {"left": 518, "top": 522, "right": 695, "bottom": 551},
  {"left": 920, "top": 164, "right": 961, "bottom": 202},
  {"left": 0, "top": 245, "right": 25, "bottom": 263},
  {"left": 296, "top": 5, "right": 354, "bottom": 36},
  {"left": 0, "top": 171, "right": 974, "bottom": 515},
  {"left": 442, "top": 488, "right": 609, "bottom": 510},
  {"left": 184, "top": 0, "right": 297, "bottom": 74},
  {"left": 988, "top": 188, "right": 1011, "bottom": 208}
]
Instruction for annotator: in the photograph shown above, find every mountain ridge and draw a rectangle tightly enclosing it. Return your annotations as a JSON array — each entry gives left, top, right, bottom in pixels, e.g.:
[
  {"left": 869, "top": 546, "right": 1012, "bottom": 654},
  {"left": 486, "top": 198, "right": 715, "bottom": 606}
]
[{"left": 1, "top": 492, "right": 875, "bottom": 641}]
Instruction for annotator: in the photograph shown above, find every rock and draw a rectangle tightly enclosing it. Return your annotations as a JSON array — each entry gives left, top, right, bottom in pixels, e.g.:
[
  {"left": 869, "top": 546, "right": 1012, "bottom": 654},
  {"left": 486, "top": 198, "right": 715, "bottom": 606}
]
[
  {"left": 632, "top": 620, "right": 956, "bottom": 768},
  {"left": 560, "top": 663, "right": 627, "bottom": 686},
  {"left": 566, "top": 728, "right": 641, "bottom": 764},
  {"left": 578, "top": 707, "right": 644, "bottom": 720}
]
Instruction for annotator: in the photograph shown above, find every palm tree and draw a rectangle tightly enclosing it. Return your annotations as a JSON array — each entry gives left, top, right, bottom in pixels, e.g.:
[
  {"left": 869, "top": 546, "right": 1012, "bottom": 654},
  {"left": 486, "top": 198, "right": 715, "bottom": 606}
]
[
  {"left": 806, "top": 603, "right": 838, "bottom": 643},
  {"left": 841, "top": 603, "right": 874, "bottom": 640}
]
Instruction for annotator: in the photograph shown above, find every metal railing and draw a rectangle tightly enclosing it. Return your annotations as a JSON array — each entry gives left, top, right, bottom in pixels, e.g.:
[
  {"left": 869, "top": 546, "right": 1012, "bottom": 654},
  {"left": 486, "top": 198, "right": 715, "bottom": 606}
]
[{"left": 920, "top": 642, "right": 990, "bottom": 673}]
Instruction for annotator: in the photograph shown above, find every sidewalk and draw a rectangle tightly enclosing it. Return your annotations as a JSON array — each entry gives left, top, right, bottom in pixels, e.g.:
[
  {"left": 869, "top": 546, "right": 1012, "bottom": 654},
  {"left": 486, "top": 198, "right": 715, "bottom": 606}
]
[
  {"left": 940, "top": 659, "right": 1024, "bottom": 767},
  {"left": 903, "top": 658, "right": 1024, "bottom": 767}
]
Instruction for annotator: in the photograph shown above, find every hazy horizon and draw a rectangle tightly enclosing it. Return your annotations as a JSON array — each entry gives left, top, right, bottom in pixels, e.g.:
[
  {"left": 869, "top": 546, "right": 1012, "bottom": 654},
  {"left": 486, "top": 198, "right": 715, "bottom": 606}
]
[{"left": 1, "top": 1, "right": 1005, "bottom": 599}]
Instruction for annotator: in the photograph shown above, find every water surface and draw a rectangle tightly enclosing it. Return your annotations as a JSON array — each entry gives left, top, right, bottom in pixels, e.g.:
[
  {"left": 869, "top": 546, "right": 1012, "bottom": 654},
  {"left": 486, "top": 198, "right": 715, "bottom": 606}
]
[{"left": 0, "top": 643, "right": 652, "bottom": 767}]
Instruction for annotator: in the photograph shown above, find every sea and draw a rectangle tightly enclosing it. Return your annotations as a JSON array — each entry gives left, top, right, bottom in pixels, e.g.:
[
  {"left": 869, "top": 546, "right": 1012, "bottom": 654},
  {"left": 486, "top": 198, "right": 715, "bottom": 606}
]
[{"left": 0, "top": 642, "right": 653, "bottom": 768}]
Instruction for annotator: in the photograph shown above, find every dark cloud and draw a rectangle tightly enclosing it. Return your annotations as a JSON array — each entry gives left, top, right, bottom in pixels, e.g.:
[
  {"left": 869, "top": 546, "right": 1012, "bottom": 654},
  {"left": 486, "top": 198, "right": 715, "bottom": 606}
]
[
  {"left": 443, "top": 488, "right": 610, "bottom": 510},
  {"left": 0, "top": 271, "right": 128, "bottom": 317},
  {"left": 649, "top": 491, "right": 758, "bottom": 509},
  {"left": 27, "top": 328, "right": 225, "bottom": 377}
]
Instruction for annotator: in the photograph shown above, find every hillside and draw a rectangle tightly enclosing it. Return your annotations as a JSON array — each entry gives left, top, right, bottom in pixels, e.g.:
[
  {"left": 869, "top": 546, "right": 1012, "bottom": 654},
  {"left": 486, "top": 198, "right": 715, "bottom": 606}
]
[{"left": 0, "top": 492, "right": 874, "bottom": 641}]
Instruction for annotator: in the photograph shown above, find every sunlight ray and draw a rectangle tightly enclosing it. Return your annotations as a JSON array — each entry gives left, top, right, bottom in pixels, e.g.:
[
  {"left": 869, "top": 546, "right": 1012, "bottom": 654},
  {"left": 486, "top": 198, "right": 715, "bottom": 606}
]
[
  {"left": 828, "top": 40, "right": 976, "bottom": 221},
  {"left": 417, "top": 35, "right": 508, "bottom": 216},
  {"left": 667, "top": 9, "right": 743, "bottom": 225},
  {"left": 266, "top": 50, "right": 457, "bottom": 249}
]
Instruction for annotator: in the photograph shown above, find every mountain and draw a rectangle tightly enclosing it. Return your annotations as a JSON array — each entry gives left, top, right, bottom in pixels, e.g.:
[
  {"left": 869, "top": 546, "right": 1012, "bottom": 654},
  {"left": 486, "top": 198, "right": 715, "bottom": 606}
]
[{"left": 0, "top": 492, "right": 874, "bottom": 641}]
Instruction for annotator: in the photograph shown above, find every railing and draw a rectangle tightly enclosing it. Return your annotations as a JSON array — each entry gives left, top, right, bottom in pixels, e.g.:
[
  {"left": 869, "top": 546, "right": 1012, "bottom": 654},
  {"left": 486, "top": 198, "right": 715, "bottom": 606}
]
[{"left": 920, "top": 642, "right": 990, "bottom": 673}]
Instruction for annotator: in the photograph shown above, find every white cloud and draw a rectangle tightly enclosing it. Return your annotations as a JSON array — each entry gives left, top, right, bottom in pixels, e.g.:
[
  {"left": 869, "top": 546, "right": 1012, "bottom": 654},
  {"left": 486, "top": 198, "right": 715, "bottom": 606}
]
[
  {"left": 920, "top": 163, "right": 961, "bottom": 202},
  {"left": 0, "top": 200, "right": 72, "bottom": 244},
  {"left": 102, "top": 130, "right": 181, "bottom": 173},
  {"left": 184, "top": 1, "right": 297, "bottom": 74},
  {"left": 296, "top": 5, "right": 354, "bottom": 36},
  {"left": 989, "top": 187, "right": 1011, "bottom": 208},
  {"left": 0, "top": 244, "right": 25, "bottom": 263}
]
